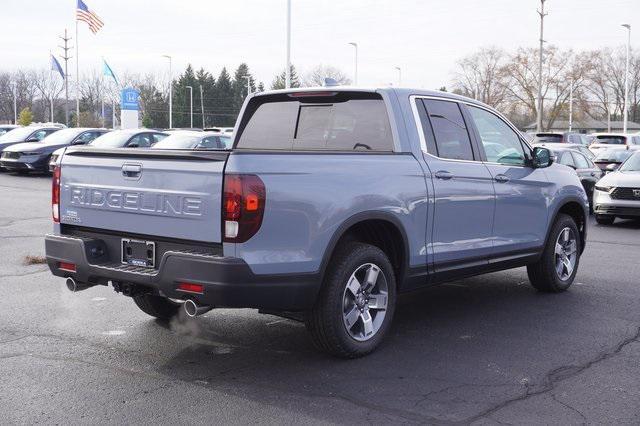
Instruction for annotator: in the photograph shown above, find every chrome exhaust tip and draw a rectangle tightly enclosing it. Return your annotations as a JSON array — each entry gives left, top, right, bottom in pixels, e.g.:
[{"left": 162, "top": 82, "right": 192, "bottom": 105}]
[
  {"left": 65, "top": 277, "right": 93, "bottom": 292},
  {"left": 183, "top": 299, "right": 212, "bottom": 317}
]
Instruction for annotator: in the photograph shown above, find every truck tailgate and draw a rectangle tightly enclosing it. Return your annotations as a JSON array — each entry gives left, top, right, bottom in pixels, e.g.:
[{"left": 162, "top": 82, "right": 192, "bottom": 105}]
[{"left": 59, "top": 148, "right": 227, "bottom": 243}]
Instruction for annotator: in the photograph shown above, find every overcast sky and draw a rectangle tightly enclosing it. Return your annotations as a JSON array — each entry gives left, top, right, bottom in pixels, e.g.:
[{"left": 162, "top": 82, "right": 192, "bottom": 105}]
[{"left": 0, "top": 0, "right": 637, "bottom": 89}]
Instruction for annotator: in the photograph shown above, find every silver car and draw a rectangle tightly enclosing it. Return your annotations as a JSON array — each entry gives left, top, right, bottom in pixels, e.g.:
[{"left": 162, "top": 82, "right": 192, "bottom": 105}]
[{"left": 593, "top": 151, "right": 640, "bottom": 225}]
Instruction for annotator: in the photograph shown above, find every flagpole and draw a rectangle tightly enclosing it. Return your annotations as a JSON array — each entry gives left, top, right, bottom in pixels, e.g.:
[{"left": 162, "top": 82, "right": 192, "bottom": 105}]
[
  {"left": 101, "top": 61, "right": 105, "bottom": 127},
  {"left": 49, "top": 51, "right": 54, "bottom": 122},
  {"left": 75, "top": 19, "right": 80, "bottom": 126}
]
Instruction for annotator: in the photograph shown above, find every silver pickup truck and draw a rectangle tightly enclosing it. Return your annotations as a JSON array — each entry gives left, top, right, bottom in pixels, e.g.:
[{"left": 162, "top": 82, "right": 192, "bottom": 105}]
[{"left": 45, "top": 87, "right": 588, "bottom": 358}]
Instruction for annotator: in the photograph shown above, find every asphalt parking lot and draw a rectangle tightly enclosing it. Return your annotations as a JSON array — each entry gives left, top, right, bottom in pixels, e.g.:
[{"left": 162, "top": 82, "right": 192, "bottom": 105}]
[{"left": 1, "top": 172, "right": 639, "bottom": 425}]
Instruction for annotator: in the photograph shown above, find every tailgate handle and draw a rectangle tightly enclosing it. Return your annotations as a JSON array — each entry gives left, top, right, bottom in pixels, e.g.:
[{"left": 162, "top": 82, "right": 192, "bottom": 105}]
[{"left": 122, "top": 163, "right": 142, "bottom": 179}]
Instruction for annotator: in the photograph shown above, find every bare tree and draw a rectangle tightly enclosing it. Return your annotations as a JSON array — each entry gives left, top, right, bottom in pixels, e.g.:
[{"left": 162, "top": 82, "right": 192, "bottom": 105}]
[
  {"left": 452, "top": 47, "right": 509, "bottom": 109},
  {"left": 302, "top": 64, "right": 351, "bottom": 87},
  {"left": 32, "top": 69, "right": 64, "bottom": 122}
]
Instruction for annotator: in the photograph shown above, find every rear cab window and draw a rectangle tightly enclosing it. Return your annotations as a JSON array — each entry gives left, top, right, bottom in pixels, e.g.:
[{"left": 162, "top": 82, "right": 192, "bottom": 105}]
[
  {"left": 419, "top": 99, "right": 475, "bottom": 161},
  {"left": 235, "top": 92, "right": 394, "bottom": 152}
]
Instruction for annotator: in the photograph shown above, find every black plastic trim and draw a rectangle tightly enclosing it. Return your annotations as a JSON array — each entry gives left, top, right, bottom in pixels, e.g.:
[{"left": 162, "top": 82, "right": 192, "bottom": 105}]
[{"left": 64, "top": 147, "right": 229, "bottom": 162}]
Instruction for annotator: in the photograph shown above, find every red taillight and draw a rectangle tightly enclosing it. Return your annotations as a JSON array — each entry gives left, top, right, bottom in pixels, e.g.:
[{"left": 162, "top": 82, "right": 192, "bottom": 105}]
[
  {"left": 52, "top": 166, "right": 61, "bottom": 223},
  {"left": 222, "top": 174, "right": 266, "bottom": 243},
  {"left": 177, "top": 282, "right": 204, "bottom": 294},
  {"left": 58, "top": 262, "right": 76, "bottom": 272}
]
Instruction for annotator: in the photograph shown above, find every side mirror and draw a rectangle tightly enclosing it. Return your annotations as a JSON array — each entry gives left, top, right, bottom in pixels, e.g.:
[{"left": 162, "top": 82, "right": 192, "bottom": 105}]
[
  {"left": 128, "top": 143, "right": 139, "bottom": 148},
  {"left": 605, "top": 163, "right": 618, "bottom": 172},
  {"left": 26, "top": 137, "right": 40, "bottom": 142},
  {"left": 532, "top": 147, "right": 553, "bottom": 168}
]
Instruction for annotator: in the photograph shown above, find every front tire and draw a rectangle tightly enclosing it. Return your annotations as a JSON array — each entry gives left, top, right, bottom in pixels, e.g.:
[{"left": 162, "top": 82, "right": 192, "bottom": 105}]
[
  {"left": 527, "top": 214, "right": 581, "bottom": 293},
  {"left": 306, "top": 242, "right": 397, "bottom": 358},
  {"left": 595, "top": 214, "right": 615, "bottom": 225},
  {"left": 133, "top": 294, "right": 180, "bottom": 320}
]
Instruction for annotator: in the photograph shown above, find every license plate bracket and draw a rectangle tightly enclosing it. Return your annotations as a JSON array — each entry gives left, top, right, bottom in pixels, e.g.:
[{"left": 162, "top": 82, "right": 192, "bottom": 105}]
[{"left": 121, "top": 239, "right": 156, "bottom": 268}]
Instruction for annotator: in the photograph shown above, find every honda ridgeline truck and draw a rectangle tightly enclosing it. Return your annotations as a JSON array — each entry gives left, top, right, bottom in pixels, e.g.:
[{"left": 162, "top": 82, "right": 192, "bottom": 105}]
[{"left": 45, "top": 88, "right": 588, "bottom": 358}]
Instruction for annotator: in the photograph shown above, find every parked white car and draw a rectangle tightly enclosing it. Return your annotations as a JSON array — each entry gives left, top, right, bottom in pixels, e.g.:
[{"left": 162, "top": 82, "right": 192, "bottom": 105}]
[
  {"left": 589, "top": 133, "right": 640, "bottom": 154},
  {"left": 593, "top": 151, "right": 640, "bottom": 225}
]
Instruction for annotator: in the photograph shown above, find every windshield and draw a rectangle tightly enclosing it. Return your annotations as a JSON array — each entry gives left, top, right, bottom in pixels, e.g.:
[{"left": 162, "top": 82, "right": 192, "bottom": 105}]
[
  {"left": 41, "top": 128, "right": 84, "bottom": 145},
  {"left": 594, "top": 136, "right": 626, "bottom": 145},
  {"left": 533, "top": 133, "right": 562, "bottom": 143},
  {"left": 153, "top": 133, "right": 231, "bottom": 150},
  {"left": 619, "top": 153, "right": 640, "bottom": 171},
  {"left": 0, "top": 127, "right": 38, "bottom": 142},
  {"left": 594, "top": 149, "right": 632, "bottom": 162},
  {"left": 89, "top": 131, "right": 131, "bottom": 148}
]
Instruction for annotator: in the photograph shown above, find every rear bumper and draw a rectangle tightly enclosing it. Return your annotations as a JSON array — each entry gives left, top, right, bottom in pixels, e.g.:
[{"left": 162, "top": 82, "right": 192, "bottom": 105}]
[{"left": 45, "top": 234, "right": 320, "bottom": 311}]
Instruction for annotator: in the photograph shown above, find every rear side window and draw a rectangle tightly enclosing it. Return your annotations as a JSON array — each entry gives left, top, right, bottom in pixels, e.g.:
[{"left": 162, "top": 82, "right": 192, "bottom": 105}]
[
  {"left": 236, "top": 93, "right": 393, "bottom": 151},
  {"left": 422, "top": 99, "right": 474, "bottom": 161}
]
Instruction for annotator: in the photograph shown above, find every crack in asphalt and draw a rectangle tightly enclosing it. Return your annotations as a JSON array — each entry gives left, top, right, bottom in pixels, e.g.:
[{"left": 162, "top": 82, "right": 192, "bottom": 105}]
[
  {"left": 551, "top": 392, "right": 587, "bottom": 424},
  {"left": 463, "top": 325, "right": 640, "bottom": 424}
]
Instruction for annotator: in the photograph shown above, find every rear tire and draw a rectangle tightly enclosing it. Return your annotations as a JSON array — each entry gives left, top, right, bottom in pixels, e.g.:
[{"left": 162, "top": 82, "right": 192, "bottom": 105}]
[
  {"left": 527, "top": 214, "right": 580, "bottom": 293},
  {"left": 133, "top": 294, "right": 180, "bottom": 320},
  {"left": 306, "top": 242, "right": 397, "bottom": 358},
  {"left": 595, "top": 214, "right": 615, "bottom": 225}
]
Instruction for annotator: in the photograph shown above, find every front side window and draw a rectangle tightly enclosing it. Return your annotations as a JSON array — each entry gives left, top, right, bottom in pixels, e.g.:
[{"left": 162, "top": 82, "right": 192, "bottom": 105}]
[
  {"left": 572, "top": 152, "right": 590, "bottom": 169},
  {"left": 467, "top": 105, "right": 526, "bottom": 166},
  {"left": 422, "top": 99, "right": 474, "bottom": 161},
  {"left": 559, "top": 152, "right": 575, "bottom": 168},
  {"left": 30, "top": 130, "right": 47, "bottom": 141},
  {"left": 236, "top": 93, "right": 393, "bottom": 152}
]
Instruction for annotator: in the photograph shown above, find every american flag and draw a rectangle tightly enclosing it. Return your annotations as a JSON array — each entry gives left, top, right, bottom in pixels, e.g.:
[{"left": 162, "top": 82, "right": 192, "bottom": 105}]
[{"left": 76, "top": 0, "right": 104, "bottom": 34}]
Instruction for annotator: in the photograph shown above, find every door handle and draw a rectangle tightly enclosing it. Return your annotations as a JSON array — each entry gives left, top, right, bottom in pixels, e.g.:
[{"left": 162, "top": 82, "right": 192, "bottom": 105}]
[
  {"left": 494, "top": 174, "right": 510, "bottom": 183},
  {"left": 434, "top": 170, "right": 453, "bottom": 180}
]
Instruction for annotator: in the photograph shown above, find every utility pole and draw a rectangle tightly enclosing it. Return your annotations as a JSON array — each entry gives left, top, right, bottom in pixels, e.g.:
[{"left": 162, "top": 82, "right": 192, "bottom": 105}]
[
  {"left": 622, "top": 24, "right": 631, "bottom": 133},
  {"left": 536, "top": 0, "right": 547, "bottom": 133},
  {"left": 11, "top": 82, "right": 17, "bottom": 124},
  {"left": 243, "top": 76, "right": 252, "bottom": 96},
  {"left": 395, "top": 66, "right": 402, "bottom": 86},
  {"left": 199, "top": 85, "right": 205, "bottom": 128},
  {"left": 285, "top": 0, "right": 291, "bottom": 88},
  {"left": 58, "top": 29, "right": 72, "bottom": 127}
]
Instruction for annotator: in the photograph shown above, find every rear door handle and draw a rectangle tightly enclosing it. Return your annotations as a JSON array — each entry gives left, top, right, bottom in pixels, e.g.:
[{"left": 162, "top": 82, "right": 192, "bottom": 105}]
[
  {"left": 434, "top": 170, "right": 453, "bottom": 180},
  {"left": 494, "top": 174, "right": 510, "bottom": 183}
]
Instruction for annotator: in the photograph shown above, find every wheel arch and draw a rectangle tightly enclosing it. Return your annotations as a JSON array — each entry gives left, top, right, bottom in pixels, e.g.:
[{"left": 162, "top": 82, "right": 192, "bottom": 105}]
[
  {"left": 548, "top": 198, "right": 588, "bottom": 254},
  {"left": 319, "top": 211, "right": 410, "bottom": 290}
]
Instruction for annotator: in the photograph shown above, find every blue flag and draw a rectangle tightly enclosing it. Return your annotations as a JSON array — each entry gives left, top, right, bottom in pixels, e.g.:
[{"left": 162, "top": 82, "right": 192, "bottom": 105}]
[
  {"left": 50, "top": 54, "right": 64, "bottom": 79},
  {"left": 103, "top": 59, "right": 119, "bottom": 85}
]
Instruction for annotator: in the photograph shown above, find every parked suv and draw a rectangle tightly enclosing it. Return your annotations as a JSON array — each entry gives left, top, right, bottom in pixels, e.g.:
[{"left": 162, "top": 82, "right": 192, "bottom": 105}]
[
  {"left": 45, "top": 88, "right": 588, "bottom": 358},
  {"left": 532, "top": 132, "right": 588, "bottom": 146}
]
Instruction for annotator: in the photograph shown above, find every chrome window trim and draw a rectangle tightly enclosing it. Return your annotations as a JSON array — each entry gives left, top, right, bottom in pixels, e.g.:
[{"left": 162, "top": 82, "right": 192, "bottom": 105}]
[{"left": 409, "top": 94, "right": 534, "bottom": 168}]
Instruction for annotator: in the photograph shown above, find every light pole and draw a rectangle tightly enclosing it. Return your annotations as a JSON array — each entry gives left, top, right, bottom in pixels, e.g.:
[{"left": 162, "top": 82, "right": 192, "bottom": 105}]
[
  {"left": 536, "top": 0, "right": 547, "bottom": 132},
  {"left": 243, "top": 76, "right": 252, "bottom": 96},
  {"left": 348, "top": 42, "right": 358, "bottom": 85},
  {"left": 199, "top": 85, "right": 205, "bottom": 128},
  {"left": 186, "top": 85, "right": 193, "bottom": 129},
  {"left": 162, "top": 54, "right": 173, "bottom": 128},
  {"left": 622, "top": 24, "right": 631, "bottom": 133},
  {"left": 395, "top": 66, "right": 402, "bottom": 86},
  {"left": 285, "top": 0, "right": 291, "bottom": 88},
  {"left": 568, "top": 78, "right": 573, "bottom": 132},
  {"left": 11, "top": 82, "right": 17, "bottom": 124}
]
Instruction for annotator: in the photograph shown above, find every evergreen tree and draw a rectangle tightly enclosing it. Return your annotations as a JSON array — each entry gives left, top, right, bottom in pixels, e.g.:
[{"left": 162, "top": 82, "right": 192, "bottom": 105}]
[
  {"left": 270, "top": 65, "right": 301, "bottom": 90},
  {"left": 173, "top": 65, "right": 198, "bottom": 128},
  {"left": 212, "top": 67, "right": 235, "bottom": 126},
  {"left": 232, "top": 63, "right": 256, "bottom": 112},
  {"left": 196, "top": 68, "right": 215, "bottom": 128},
  {"left": 17, "top": 107, "right": 33, "bottom": 126}
]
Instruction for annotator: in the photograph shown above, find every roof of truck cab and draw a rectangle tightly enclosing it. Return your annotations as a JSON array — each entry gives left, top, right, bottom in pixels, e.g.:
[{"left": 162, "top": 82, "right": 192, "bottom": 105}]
[{"left": 253, "top": 86, "right": 491, "bottom": 109}]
